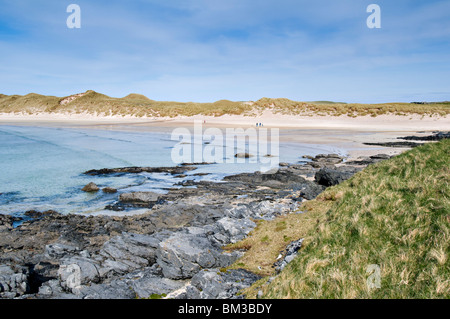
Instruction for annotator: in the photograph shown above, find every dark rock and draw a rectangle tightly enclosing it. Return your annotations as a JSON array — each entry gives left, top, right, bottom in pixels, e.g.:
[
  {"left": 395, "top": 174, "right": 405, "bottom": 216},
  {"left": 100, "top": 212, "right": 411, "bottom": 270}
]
[
  {"left": 127, "top": 269, "right": 188, "bottom": 299},
  {"left": 308, "top": 161, "right": 324, "bottom": 168},
  {"left": 186, "top": 268, "right": 262, "bottom": 299},
  {"left": 312, "top": 154, "right": 344, "bottom": 164},
  {"left": 192, "top": 173, "right": 210, "bottom": 176},
  {"left": 285, "top": 163, "right": 315, "bottom": 174},
  {"left": 81, "top": 182, "right": 99, "bottom": 192},
  {"left": 345, "top": 154, "right": 391, "bottom": 166},
  {"left": 24, "top": 210, "right": 50, "bottom": 218},
  {"left": 370, "top": 154, "right": 392, "bottom": 160},
  {"left": 398, "top": 131, "right": 449, "bottom": 141},
  {"left": 156, "top": 230, "right": 242, "bottom": 280},
  {"left": 274, "top": 238, "right": 304, "bottom": 273},
  {"left": 102, "top": 187, "right": 117, "bottom": 194},
  {"left": 44, "top": 265, "right": 187, "bottom": 299},
  {"left": 364, "top": 141, "right": 423, "bottom": 148},
  {"left": 315, "top": 167, "right": 360, "bottom": 187},
  {"left": 210, "top": 217, "right": 256, "bottom": 245},
  {"left": 84, "top": 166, "right": 197, "bottom": 176},
  {"left": 45, "top": 242, "right": 80, "bottom": 260},
  {"left": 104, "top": 203, "right": 126, "bottom": 211},
  {"left": 58, "top": 256, "right": 101, "bottom": 291},
  {"left": 28, "top": 261, "right": 60, "bottom": 293},
  {"left": 226, "top": 200, "right": 299, "bottom": 220},
  {"left": 295, "top": 183, "right": 325, "bottom": 200},
  {"left": 345, "top": 158, "right": 374, "bottom": 165},
  {"left": 119, "top": 192, "right": 160, "bottom": 205},
  {"left": 224, "top": 169, "right": 307, "bottom": 185},
  {"left": 235, "top": 153, "right": 253, "bottom": 158},
  {"left": 0, "top": 264, "right": 30, "bottom": 297},
  {"left": 37, "top": 279, "right": 68, "bottom": 298},
  {"left": 0, "top": 215, "right": 14, "bottom": 232},
  {"left": 99, "top": 232, "right": 161, "bottom": 277},
  {"left": 175, "top": 180, "right": 197, "bottom": 187},
  {"left": 109, "top": 192, "right": 166, "bottom": 210}
]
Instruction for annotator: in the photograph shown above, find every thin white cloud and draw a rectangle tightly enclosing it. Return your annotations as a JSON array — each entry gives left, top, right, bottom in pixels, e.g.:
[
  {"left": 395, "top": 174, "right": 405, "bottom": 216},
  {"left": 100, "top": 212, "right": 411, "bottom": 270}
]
[{"left": 0, "top": 0, "right": 449, "bottom": 103}]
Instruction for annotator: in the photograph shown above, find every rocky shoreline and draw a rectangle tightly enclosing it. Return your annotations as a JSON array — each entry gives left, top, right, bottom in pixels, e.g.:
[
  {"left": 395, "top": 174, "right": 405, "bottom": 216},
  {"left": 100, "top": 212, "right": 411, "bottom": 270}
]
[{"left": 1, "top": 132, "right": 446, "bottom": 299}]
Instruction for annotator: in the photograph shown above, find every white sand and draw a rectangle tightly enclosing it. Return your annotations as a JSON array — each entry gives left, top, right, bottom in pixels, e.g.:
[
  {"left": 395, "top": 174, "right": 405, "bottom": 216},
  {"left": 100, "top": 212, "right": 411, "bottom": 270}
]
[
  {"left": 1, "top": 110, "right": 448, "bottom": 131},
  {"left": 1, "top": 111, "right": 448, "bottom": 161}
]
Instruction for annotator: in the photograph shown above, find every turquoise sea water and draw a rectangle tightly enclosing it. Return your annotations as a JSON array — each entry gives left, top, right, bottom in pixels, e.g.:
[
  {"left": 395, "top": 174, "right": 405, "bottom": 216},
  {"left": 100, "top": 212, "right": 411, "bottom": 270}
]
[{"left": 0, "top": 125, "right": 345, "bottom": 216}]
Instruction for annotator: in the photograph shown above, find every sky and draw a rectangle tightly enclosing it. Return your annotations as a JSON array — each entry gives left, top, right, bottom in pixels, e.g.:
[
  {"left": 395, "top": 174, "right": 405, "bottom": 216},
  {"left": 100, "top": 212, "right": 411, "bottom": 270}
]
[{"left": 0, "top": 0, "right": 449, "bottom": 103}]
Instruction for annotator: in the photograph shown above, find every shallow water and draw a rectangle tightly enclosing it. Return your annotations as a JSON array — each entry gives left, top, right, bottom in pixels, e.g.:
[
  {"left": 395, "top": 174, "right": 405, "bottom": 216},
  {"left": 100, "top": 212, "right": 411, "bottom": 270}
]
[{"left": 0, "top": 125, "right": 345, "bottom": 216}]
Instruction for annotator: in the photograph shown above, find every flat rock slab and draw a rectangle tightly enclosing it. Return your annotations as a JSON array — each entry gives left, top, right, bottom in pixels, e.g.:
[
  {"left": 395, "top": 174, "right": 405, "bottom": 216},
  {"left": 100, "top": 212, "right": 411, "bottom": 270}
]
[
  {"left": 156, "top": 232, "right": 240, "bottom": 280},
  {"left": 119, "top": 192, "right": 160, "bottom": 204},
  {"left": 186, "top": 268, "right": 262, "bottom": 299},
  {"left": 84, "top": 166, "right": 197, "bottom": 176},
  {"left": 99, "top": 232, "right": 162, "bottom": 276},
  {"left": 68, "top": 268, "right": 188, "bottom": 299}
]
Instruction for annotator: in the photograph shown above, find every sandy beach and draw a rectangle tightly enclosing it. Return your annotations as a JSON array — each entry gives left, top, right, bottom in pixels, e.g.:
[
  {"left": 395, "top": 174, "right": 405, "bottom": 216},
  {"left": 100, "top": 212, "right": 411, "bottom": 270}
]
[
  {"left": 1, "top": 110, "right": 449, "bottom": 130},
  {"left": 1, "top": 111, "right": 448, "bottom": 161}
]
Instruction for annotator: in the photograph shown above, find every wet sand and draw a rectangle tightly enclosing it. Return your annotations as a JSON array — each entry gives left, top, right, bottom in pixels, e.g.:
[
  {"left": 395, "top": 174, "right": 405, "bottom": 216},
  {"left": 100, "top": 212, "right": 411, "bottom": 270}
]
[{"left": 1, "top": 111, "right": 447, "bottom": 161}]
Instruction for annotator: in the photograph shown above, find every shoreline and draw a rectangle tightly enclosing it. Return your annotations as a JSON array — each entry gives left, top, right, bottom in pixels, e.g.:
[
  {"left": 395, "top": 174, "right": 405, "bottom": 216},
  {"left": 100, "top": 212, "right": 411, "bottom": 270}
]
[
  {"left": 0, "top": 129, "right": 447, "bottom": 299},
  {"left": 1, "top": 111, "right": 447, "bottom": 162},
  {"left": 0, "top": 149, "right": 397, "bottom": 299}
]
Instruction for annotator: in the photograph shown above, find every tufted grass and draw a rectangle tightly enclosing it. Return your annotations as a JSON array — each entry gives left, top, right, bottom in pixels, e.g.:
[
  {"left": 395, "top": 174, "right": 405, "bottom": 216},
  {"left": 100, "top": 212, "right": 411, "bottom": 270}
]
[
  {"left": 1, "top": 91, "right": 449, "bottom": 117},
  {"left": 234, "top": 139, "right": 449, "bottom": 299}
]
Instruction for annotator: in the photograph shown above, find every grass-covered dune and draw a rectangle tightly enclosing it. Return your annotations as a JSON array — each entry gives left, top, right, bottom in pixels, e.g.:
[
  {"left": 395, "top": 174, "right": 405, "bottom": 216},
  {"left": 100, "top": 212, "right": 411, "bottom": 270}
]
[
  {"left": 0, "top": 90, "right": 248, "bottom": 117},
  {"left": 1, "top": 90, "right": 449, "bottom": 117},
  {"left": 229, "top": 139, "right": 449, "bottom": 298},
  {"left": 254, "top": 98, "right": 450, "bottom": 117}
]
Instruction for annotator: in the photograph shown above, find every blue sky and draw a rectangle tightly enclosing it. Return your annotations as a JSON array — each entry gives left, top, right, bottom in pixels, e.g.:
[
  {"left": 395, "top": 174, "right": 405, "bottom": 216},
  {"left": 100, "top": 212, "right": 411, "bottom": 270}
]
[{"left": 0, "top": 0, "right": 449, "bottom": 103}]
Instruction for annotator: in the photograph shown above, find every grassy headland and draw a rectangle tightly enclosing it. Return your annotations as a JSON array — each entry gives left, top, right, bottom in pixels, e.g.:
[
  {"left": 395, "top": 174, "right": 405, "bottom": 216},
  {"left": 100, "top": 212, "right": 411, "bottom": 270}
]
[
  {"left": 1, "top": 90, "right": 449, "bottom": 117},
  {"left": 228, "top": 139, "right": 449, "bottom": 298}
]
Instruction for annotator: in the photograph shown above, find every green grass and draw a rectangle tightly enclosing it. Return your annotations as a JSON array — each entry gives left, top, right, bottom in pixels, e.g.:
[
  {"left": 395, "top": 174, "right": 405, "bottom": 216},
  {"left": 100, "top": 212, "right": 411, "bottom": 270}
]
[
  {"left": 1, "top": 91, "right": 449, "bottom": 117},
  {"left": 0, "top": 90, "right": 249, "bottom": 118},
  {"left": 252, "top": 98, "right": 450, "bottom": 117},
  {"left": 232, "top": 139, "right": 449, "bottom": 299}
]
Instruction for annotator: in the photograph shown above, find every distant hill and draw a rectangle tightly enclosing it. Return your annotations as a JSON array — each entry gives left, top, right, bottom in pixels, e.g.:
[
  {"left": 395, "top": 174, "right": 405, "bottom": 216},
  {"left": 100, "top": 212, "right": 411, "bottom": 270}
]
[
  {"left": 0, "top": 90, "right": 449, "bottom": 117},
  {"left": 0, "top": 90, "right": 249, "bottom": 117},
  {"left": 121, "top": 93, "right": 153, "bottom": 101},
  {"left": 309, "top": 100, "right": 348, "bottom": 104}
]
